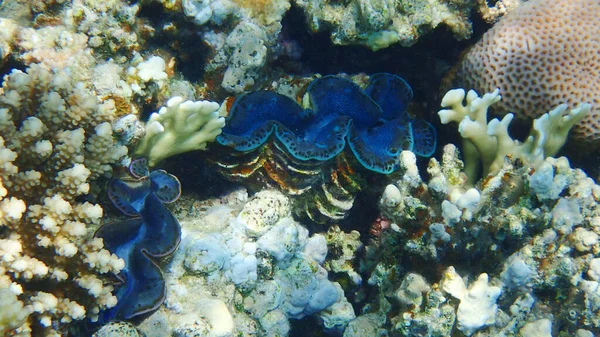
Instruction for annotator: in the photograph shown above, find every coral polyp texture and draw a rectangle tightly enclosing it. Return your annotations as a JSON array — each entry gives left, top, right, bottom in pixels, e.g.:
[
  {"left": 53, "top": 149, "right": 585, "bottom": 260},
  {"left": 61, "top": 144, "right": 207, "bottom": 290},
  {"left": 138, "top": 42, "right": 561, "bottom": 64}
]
[
  {"left": 294, "top": 0, "right": 476, "bottom": 50},
  {"left": 95, "top": 159, "right": 182, "bottom": 322},
  {"left": 438, "top": 88, "right": 589, "bottom": 183},
  {"left": 133, "top": 96, "right": 226, "bottom": 167},
  {"left": 212, "top": 73, "right": 436, "bottom": 223},
  {"left": 358, "top": 145, "right": 600, "bottom": 336},
  {"left": 443, "top": 0, "right": 600, "bottom": 144},
  {"left": 0, "top": 64, "right": 127, "bottom": 335}
]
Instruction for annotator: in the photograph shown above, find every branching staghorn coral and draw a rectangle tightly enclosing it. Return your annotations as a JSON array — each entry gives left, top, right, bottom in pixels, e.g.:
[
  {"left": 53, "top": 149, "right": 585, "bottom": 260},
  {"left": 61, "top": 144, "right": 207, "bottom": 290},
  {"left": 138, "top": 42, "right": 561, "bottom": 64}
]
[
  {"left": 438, "top": 88, "right": 589, "bottom": 184},
  {"left": 0, "top": 63, "right": 127, "bottom": 336}
]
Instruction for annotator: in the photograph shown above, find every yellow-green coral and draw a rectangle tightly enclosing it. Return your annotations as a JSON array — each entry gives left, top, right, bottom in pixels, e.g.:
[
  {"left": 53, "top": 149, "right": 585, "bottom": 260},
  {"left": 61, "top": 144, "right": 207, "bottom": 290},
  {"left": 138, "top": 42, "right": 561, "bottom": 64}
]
[
  {"left": 438, "top": 88, "right": 589, "bottom": 184},
  {"left": 134, "top": 96, "right": 225, "bottom": 167}
]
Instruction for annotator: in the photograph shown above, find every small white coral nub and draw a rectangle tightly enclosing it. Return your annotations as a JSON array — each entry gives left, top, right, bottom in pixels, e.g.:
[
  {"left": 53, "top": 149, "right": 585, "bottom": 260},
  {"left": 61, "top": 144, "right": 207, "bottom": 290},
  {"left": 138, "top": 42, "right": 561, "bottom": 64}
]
[
  {"left": 442, "top": 267, "right": 502, "bottom": 336},
  {"left": 136, "top": 56, "right": 168, "bottom": 84}
]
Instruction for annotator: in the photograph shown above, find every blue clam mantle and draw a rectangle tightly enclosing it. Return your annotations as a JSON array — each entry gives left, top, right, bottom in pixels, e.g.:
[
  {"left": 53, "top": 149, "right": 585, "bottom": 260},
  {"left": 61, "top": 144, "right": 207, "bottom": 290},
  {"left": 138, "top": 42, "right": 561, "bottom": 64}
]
[
  {"left": 95, "top": 158, "right": 182, "bottom": 322},
  {"left": 217, "top": 73, "right": 436, "bottom": 174}
]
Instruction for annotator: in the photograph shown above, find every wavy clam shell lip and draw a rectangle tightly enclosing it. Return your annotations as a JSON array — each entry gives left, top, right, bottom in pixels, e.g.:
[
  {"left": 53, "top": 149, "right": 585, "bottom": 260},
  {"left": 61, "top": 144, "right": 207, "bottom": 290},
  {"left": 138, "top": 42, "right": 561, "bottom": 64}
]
[
  {"left": 96, "top": 161, "right": 181, "bottom": 321},
  {"left": 217, "top": 74, "right": 436, "bottom": 174}
]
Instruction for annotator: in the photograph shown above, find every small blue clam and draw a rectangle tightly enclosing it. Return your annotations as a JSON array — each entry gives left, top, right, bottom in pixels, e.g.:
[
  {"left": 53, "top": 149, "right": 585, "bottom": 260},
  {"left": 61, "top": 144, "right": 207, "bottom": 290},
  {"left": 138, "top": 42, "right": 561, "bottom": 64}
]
[{"left": 96, "top": 158, "right": 182, "bottom": 322}]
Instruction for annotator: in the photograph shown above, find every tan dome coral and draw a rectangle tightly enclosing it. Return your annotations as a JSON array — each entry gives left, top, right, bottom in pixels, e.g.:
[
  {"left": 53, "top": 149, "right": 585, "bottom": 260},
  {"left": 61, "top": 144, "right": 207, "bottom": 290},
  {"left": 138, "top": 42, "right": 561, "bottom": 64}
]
[{"left": 443, "top": 0, "right": 600, "bottom": 144}]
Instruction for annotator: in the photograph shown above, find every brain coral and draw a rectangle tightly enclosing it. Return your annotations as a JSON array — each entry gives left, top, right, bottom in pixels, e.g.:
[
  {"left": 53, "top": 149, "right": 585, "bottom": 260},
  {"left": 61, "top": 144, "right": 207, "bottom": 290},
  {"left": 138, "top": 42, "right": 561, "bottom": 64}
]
[{"left": 443, "top": 0, "right": 600, "bottom": 144}]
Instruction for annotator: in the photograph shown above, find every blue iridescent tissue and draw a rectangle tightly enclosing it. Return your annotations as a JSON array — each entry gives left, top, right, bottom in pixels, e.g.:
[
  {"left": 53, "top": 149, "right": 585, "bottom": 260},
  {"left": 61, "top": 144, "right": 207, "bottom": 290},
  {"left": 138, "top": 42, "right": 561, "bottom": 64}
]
[
  {"left": 95, "top": 158, "right": 182, "bottom": 322},
  {"left": 217, "top": 73, "right": 436, "bottom": 174}
]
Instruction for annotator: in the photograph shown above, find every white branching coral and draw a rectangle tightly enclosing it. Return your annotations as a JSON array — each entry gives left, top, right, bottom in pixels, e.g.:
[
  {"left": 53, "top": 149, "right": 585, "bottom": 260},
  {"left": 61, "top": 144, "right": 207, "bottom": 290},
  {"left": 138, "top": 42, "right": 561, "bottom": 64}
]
[
  {"left": 438, "top": 88, "right": 589, "bottom": 184},
  {"left": 0, "top": 63, "right": 127, "bottom": 336}
]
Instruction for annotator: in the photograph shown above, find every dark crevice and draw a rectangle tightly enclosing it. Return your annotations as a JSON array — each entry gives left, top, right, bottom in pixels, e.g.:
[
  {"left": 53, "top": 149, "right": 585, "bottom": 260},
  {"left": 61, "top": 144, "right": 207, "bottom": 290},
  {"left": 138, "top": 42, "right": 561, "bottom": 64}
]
[
  {"left": 0, "top": 57, "right": 25, "bottom": 82},
  {"left": 137, "top": 0, "right": 212, "bottom": 83}
]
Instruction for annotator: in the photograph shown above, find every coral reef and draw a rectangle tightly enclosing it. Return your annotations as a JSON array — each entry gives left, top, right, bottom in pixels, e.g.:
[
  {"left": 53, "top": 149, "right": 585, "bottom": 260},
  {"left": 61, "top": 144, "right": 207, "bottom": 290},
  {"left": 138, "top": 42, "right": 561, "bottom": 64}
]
[
  {"left": 107, "top": 188, "right": 356, "bottom": 336},
  {"left": 133, "top": 96, "right": 226, "bottom": 167},
  {"left": 438, "top": 88, "right": 589, "bottom": 183},
  {"left": 0, "top": 2, "right": 194, "bottom": 333},
  {"left": 294, "top": 0, "right": 476, "bottom": 50},
  {"left": 95, "top": 159, "right": 182, "bottom": 321},
  {"left": 206, "top": 21, "right": 272, "bottom": 94},
  {"left": 443, "top": 0, "right": 600, "bottom": 145},
  {"left": 345, "top": 85, "right": 597, "bottom": 336},
  {"left": 1, "top": 1, "right": 215, "bottom": 126},
  {"left": 178, "top": 0, "right": 502, "bottom": 93},
  {"left": 0, "top": 64, "right": 127, "bottom": 334},
  {"left": 324, "top": 225, "right": 363, "bottom": 289},
  {"left": 212, "top": 73, "right": 436, "bottom": 223},
  {"left": 181, "top": 0, "right": 290, "bottom": 93},
  {"left": 356, "top": 144, "right": 600, "bottom": 336},
  {"left": 1, "top": 0, "right": 599, "bottom": 336},
  {"left": 441, "top": 267, "right": 501, "bottom": 336},
  {"left": 476, "top": 0, "right": 523, "bottom": 23},
  {"left": 0, "top": 18, "right": 17, "bottom": 68},
  {"left": 338, "top": 86, "right": 597, "bottom": 336},
  {"left": 217, "top": 74, "right": 436, "bottom": 172},
  {"left": 92, "top": 321, "right": 140, "bottom": 337}
]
